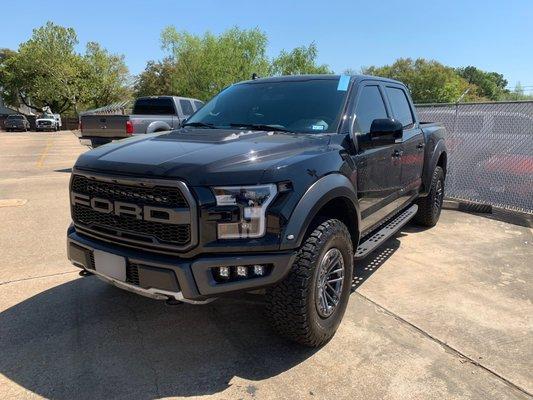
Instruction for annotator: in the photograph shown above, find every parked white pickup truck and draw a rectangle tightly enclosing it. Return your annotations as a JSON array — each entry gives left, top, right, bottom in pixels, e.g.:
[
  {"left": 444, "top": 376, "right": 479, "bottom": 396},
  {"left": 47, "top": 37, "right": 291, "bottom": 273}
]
[
  {"left": 79, "top": 96, "right": 204, "bottom": 148},
  {"left": 36, "top": 113, "right": 62, "bottom": 132}
]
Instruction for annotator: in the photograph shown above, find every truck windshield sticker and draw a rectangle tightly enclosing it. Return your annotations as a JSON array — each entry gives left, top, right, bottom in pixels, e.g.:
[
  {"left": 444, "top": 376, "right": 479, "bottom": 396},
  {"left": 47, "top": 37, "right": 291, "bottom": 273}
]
[
  {"left": 337, "top": 75, "right": 350, "bottom": 91},
  {"left": 312, "top": 125, "right": 325, "bottom": 130}
]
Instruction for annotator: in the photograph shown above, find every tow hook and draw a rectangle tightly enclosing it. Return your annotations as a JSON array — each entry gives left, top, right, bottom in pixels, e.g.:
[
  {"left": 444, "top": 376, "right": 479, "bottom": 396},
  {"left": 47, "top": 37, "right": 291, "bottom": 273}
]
[{"left": 165, "top": 297, "right": 182, "bottom": 306}]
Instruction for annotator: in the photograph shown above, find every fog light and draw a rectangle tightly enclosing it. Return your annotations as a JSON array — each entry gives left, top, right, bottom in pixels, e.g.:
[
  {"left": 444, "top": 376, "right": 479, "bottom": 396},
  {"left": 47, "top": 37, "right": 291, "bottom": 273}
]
[
  {"left": 236, "top": 266, "right": 248, "bottom": 277},
  {"left": 253, "top": 264, "right": 265, "bottom": 276},
  {"left": 219, "top": 266, "right": 230, "bottom": 278}
]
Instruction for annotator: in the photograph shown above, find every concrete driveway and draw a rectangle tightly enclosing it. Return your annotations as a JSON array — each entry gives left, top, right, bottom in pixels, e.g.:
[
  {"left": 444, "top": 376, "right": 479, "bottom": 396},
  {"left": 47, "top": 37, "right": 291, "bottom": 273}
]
[{"left": 0, "top": 132, "right": 531, "bottom": 400}]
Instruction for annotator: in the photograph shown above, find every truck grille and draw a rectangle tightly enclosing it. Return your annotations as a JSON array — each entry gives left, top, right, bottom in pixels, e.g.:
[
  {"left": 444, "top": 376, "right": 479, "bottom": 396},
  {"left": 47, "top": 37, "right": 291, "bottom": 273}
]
[
  {"left": 71, "top": 173, "right": 197, "bottom": 253},
  {"left": 71, "top": 175, "right": 189, "bottom": 208}
]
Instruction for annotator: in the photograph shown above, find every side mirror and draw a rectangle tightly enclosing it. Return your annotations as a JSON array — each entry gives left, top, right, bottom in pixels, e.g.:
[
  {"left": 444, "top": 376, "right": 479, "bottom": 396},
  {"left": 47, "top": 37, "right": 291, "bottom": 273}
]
[{"left": 369, "top": 119, "right": 403, "bottom": 146}]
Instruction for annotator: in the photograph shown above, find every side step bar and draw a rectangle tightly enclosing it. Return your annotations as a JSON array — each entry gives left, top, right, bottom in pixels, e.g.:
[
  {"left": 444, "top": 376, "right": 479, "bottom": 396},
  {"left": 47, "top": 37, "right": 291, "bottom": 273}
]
[{"left": 354, "top": 204, "right": 418, "bottom": 260}]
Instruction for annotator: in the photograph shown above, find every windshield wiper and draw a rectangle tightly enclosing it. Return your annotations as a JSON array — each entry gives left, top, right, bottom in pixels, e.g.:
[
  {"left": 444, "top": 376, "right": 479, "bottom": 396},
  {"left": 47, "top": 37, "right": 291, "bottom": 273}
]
[
  {"left": 229, "top": 123, "right": 293, "bottom": 133},
  {"left": 182, "top": 121, "right": 216, "bottom": 128}
]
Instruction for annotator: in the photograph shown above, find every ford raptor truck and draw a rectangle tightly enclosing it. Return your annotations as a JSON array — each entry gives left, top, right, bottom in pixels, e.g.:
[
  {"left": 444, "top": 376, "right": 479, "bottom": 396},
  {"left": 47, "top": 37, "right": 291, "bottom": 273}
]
[{"left": 67, "top": 75, "right": 447, "bottom": 347}]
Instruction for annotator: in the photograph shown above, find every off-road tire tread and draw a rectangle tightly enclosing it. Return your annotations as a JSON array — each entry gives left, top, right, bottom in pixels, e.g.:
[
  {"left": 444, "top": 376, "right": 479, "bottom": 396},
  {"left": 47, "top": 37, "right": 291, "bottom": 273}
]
[
  {"left": 415, "top": 166, "right": 444, "bottom": 227},
  {"left": 266, "top": 219, "right": 352, "bottom": 347}
]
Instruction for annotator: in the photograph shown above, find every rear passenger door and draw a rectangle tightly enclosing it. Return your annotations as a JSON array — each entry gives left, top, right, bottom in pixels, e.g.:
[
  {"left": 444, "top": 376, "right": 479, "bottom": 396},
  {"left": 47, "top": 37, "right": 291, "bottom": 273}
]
[
  {"left": 352, "top": 83, "right": 403, "bottom": 232},
  {"left": 384, "top": 85, "right": 424, "bottom": 198}
]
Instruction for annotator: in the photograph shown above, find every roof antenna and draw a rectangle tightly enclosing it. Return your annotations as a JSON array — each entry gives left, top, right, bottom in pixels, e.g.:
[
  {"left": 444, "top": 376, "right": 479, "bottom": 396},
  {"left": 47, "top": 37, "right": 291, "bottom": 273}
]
[{"left": 252, "top": 73, "right": 260, "bottom": 80}]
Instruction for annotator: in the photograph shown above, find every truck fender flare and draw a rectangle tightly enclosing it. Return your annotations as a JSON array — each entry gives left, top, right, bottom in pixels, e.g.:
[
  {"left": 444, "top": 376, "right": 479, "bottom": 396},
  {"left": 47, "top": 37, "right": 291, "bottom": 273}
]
[
  {"left": 146, "top": 121, "right": 172, "bottom": 133},
  {"left": 280, "top": 174, "right": 360, "bottom": 250},
  {"left": 421, "top": 139, "right": 447, "bottom": 195}
]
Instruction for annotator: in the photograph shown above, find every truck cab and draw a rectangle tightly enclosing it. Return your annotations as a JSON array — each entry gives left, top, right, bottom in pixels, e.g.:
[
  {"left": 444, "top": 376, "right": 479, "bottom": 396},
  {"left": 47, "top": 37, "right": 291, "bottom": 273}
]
[{"left": 67, "top": 75, "right": 447, "bottom": 347}]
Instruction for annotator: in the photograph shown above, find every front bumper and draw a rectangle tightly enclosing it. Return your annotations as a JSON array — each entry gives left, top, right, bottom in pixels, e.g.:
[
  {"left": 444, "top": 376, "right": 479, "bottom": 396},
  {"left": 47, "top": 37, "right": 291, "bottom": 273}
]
[{"left": 67, "top": 225, "right": 296, "bottom": 303}]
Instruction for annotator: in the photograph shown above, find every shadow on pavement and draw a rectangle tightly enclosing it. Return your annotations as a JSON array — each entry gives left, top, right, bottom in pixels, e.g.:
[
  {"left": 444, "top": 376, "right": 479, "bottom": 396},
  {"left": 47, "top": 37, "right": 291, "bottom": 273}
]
[
  {"left": 352, "top": 236, "right": 402, "bottom": 291},
  {"left": 0, "top": 278, "right": 316, "bottom": 399},
  {"left": 1, "top": 225, "right": 415, "bottom": 399}
]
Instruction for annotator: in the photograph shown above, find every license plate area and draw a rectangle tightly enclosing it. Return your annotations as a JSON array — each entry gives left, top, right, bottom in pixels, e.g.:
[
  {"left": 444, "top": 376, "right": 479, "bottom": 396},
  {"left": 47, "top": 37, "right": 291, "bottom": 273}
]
[{"left": 93, "top": 250, "right": 126, "bottom": 282}]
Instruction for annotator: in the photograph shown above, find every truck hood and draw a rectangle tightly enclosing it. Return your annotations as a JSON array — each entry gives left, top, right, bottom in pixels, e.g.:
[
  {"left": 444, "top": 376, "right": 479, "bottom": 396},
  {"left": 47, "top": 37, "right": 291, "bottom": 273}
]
[{"left": 74, "top": 128, "right": 331, "bottom": 186}]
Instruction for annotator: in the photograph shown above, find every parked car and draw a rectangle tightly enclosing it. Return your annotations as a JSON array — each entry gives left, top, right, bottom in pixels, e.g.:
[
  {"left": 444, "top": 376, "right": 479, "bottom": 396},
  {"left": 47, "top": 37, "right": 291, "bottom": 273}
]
[
  {"left": 36, "top": 113, "right": 62, "bottom": 131},
  {"left": 4, "top": 114, "right": 30, "bottom": 132},
  {"left": 67, "top": 75, "right": 447, "bottom": 347},
  {"left": 79, "top": 96, "right": 204, "bottom": 148},
  {"left": 475, "top": 147, "right": 533, "bottom": 210}
]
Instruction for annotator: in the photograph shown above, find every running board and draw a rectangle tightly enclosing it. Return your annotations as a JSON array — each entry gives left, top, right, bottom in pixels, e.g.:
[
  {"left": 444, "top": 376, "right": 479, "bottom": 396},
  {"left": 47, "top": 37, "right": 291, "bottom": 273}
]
[{"left": 354, "top": 204, "right": 418, "bottom": 260}]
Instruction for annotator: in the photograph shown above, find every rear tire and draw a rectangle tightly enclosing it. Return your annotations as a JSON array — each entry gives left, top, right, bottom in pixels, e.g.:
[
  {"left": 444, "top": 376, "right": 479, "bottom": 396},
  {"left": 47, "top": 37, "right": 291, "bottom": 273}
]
[
  {"left": 414, "top": 166, "right": 445, "bottom": 227},
  {"left": 266, "top": 219, "right": 354, "bottom": 347}
]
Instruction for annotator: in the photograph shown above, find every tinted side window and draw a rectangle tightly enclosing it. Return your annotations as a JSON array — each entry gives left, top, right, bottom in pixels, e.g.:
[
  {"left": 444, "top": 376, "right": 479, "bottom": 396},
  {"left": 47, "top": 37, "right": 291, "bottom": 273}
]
[
  {"left": 133, "top": 98, "right": 175, "bottom": 115},
  {"left": 193, "top": 101, "right": 204, "bottom": 110},
  {"left": 354, "top": 86, "right": 388, "bottom": 135},
  {"left": 180, "top": 100, "right": 194, "bottom": 115},
  {"left": 386, "top": 87, "right": 414, "bottom": 127}
]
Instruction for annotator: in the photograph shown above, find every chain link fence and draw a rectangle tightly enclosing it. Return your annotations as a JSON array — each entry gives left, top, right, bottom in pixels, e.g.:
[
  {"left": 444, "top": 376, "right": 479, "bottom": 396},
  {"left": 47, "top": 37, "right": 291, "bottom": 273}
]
[{"left": 415, "top": 101, "right": 533, "bottom": 214}]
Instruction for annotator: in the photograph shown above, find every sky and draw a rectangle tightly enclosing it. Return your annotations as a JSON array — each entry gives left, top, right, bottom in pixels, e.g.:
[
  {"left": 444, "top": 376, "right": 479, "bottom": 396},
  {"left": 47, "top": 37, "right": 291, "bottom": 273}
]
[{"left": 2, "top": 0, "right": 532, "bottom": 91}]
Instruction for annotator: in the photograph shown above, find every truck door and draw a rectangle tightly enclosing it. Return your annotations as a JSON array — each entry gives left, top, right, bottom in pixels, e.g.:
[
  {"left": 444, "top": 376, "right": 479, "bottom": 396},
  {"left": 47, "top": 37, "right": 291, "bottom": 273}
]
[
  {"left": 352, "top": 83, "right": 403, "bottom": 232},
  {"left": 384, "top": 86, "right": 424, "bottom": 198}
]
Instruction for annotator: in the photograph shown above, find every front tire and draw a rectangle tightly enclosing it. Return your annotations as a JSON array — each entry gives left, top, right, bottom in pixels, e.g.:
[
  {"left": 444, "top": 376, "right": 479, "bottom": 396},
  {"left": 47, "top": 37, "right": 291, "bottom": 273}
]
[
  {"left": 414, "top": 166, "right": 445, "bottom": 227},
  {"left": 266, "top": 219, "right": 354, "bottom": 347}
]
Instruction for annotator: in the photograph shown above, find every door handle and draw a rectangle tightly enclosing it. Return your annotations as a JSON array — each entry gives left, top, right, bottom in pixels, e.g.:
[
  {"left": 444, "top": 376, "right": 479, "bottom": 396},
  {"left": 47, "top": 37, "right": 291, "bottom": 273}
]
[
  {"left": 392, "top": 150, "right": 403, "bottom": 158},
  {"left": 417, "top": 142, "right": 425, "bottom": 149}
]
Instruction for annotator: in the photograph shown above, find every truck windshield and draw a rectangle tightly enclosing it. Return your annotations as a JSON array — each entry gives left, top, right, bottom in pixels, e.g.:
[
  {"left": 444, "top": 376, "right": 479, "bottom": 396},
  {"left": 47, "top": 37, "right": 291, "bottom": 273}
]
[
  {"left": 185, "top": 78, "right": 349, "bottom": 133},
  {"left": 7, "top": 115, "right": 23, "bottom": 120}
]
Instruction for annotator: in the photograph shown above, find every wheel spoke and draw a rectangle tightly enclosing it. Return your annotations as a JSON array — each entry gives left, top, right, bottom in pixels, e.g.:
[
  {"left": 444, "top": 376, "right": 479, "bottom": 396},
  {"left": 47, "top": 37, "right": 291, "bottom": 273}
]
[
  {"left": 324, "top": 289, "right": 337, "bottom": 305},
  {"left": 319, "top": 290, "right": 328, "bottom": 312},
  {"left": 315, "top": 248, "right": 345, "bottom": 318},
  {"left": 329, "top": 267, "right": 344, "bottom": 275}
]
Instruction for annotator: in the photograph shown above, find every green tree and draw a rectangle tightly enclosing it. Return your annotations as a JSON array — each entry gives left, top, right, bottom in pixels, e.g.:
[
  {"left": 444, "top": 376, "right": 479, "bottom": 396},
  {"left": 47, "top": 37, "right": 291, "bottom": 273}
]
[
  {"left": 0, "top": 22, "right": 131, "bottom": 115},
  {"left": 455, "top": 66, "right": 508, "bottom": 100},
  {"left": 0, "top": 48, "right": 19, "bottom": 106},
  {"left": 501, "top": 82, "right": 533, "bottom": 100},
  {"left": 136, "top": 27, "right": 332, "bottom": 100},
  {"left": 82, "top": 42, "right": 131, "bottom": 109},
  {"left": 270, "top": 43, "right": 331, "bottom": 75},
  {"left": 159, "top": 26, "right": 271, "bottom": 100},
  {"left": 134, "top": 58, "right": 179, "bottom": 97},
  {"left": 363, "top": 58, "right": 478, "bottom": 103},
  {"left": 1, "top": 22, "right": 84, "bottom": 113}
]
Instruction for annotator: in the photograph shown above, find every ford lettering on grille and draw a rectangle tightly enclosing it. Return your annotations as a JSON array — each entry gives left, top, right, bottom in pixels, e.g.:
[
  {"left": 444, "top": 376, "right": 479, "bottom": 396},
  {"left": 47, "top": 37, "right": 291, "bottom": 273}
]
[
  {"left": 71, "top": 192, "right": 190, "bottom": 225},
  {"left": 70, "top": 174, "right": 196, "bottom": 252}
]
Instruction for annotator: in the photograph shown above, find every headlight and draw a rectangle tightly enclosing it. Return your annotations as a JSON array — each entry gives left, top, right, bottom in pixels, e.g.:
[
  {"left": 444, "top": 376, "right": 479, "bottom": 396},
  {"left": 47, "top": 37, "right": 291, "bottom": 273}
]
[{"left": 213, "top": 184, "right": 277, "bottom": 239}]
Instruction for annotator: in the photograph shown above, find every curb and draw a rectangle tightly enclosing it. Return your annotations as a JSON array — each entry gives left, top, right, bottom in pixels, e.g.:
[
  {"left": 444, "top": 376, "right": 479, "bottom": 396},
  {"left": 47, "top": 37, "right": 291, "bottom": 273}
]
[{"left": 443, "top": 199, "right": 532, "bottom": 228}]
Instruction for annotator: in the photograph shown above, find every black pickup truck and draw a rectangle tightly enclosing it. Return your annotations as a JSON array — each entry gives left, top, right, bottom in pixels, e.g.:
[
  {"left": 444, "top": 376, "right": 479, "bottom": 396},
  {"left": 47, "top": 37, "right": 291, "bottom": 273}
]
[{"left": 67, "top": 75, "right": 447, "bottom": 347}]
